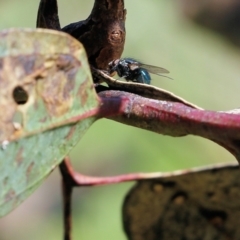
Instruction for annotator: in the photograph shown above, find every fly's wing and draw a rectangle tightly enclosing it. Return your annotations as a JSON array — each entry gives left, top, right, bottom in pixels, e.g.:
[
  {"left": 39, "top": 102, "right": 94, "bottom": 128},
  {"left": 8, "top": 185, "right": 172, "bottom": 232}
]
[
  {"left": 140, "top": 63, "right": 169, "bottom": 74},
  {"left": 140, "top": 63, "right": 173, "bottom": 80}
]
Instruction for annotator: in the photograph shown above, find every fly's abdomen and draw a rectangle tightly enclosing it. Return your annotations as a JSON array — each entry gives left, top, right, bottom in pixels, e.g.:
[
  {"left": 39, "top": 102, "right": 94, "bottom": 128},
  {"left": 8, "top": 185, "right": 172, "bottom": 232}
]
[{"left": 136, "top": 69, "right": 151, "bottom": 84}]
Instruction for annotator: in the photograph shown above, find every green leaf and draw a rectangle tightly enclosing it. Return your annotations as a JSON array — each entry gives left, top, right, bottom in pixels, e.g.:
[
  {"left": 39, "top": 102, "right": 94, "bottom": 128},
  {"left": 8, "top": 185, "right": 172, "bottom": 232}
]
[{"left": 0, "top": 28, "right": 100, "bottom": 217}]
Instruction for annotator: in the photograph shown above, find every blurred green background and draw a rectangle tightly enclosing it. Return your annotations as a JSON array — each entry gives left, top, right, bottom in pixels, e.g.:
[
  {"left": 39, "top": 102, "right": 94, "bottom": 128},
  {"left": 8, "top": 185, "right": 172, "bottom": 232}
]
[{"left": 0, "top": 0, "right": 239, "bottom": 239}]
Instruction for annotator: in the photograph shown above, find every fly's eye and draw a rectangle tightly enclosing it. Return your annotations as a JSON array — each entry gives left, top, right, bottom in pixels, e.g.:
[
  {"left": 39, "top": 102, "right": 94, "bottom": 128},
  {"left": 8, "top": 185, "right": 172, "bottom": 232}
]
[{"left": 117, "top": 63, "right": 125, "bottom": 71}]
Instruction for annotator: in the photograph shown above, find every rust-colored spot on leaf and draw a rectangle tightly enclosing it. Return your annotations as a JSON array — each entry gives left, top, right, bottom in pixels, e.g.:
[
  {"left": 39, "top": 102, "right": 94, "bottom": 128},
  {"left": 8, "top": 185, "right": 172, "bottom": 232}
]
[
  {"left": 78, "top": 79, "right": 90, "bottom": 107},
  {"left": 39, "top": 54, "right": 80, "bottom": 117},
  {"left": 26, "top": 162, "right": 34, "bottom": 180},
  {"left": 4, "top": 189, "right": 16, "bottom": 202},
  {"left": 16, "top": 147, "right": 24, "bottom": 166},
  {"left": 39, "top": 116, "right": 48, "bottom": 123}
]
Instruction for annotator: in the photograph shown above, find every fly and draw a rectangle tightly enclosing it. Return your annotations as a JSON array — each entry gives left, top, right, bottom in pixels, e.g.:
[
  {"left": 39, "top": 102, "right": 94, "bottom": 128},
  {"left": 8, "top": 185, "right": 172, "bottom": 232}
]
[{"left": 108, "top": 58, "right": 172, "bottom": 84}]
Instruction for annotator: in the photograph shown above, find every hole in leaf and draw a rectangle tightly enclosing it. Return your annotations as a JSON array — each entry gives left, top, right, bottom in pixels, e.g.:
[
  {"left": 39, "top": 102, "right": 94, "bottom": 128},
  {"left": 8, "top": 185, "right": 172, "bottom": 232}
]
[
  {"left": 199, "top": 207, "right": 227, "bottom": 228},
  {"left": 13, "top": 86, "right": 28, "bottom": 104},
  {"left": 35, "top": 75, "right": 44, "bottom": 81}
]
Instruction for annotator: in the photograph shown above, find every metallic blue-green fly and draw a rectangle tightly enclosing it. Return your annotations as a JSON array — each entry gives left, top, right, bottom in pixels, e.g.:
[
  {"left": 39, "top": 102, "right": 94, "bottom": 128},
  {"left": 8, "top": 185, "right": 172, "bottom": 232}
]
[{"left": 108, "top": 58, "right": 171, "bottom": 84}]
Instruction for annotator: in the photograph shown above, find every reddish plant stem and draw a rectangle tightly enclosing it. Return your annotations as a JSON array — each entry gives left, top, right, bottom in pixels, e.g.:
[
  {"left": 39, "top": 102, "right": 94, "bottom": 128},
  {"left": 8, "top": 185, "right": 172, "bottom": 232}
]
[
  {"left": 60, "top": 157, "right": 172, "bottom": 187},
  {"left": 97, "top": 90, "right": 240, "bottom": 161}
]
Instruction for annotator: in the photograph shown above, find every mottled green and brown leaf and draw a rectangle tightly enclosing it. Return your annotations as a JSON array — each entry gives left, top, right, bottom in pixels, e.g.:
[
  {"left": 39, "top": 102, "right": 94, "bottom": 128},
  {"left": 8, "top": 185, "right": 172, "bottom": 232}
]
[{"left": 0, "top": 28, "right": 99, "bottom": 216}]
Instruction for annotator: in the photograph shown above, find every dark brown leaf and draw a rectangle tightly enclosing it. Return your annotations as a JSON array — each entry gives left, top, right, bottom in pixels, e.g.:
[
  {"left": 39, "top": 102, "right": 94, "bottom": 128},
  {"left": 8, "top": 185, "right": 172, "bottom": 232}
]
[{"left": 123, "top": 163, "right": 240, "bottom": 240}]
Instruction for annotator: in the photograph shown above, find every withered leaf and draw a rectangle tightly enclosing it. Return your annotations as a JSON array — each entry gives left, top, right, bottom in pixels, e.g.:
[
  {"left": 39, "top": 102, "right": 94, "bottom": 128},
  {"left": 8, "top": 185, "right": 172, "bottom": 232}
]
[{"left": 123, "top": 163, "right": 240, "bottom": 240}]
